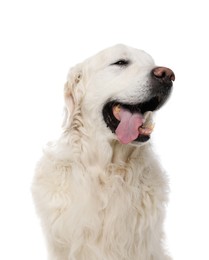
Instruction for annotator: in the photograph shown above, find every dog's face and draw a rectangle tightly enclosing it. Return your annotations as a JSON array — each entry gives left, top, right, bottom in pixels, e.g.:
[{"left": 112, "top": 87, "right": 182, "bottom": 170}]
[{"left": 64, "top": 44, "right": 175, "bottom": 145}]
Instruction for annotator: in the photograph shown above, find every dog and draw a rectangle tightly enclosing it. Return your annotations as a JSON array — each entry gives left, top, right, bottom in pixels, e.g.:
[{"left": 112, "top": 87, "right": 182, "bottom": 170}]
[{"left": 32, "top": 44, "right": 175, "bottom": 260}]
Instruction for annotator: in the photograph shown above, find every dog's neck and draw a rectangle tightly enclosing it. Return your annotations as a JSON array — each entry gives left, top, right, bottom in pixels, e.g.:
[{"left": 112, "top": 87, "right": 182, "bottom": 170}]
[{"left": 51, "top": 128, "right": 149, "bottom": 169}]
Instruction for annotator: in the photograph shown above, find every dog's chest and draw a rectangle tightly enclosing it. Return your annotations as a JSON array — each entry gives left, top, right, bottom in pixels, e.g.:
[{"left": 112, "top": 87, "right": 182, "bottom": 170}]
[{"left": 51, "top": 163, "right": 163, "bottom": 257}]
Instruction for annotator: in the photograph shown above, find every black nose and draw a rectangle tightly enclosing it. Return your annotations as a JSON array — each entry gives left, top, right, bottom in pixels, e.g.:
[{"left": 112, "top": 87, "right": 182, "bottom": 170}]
[{"left": 152, "top": 67, "right": 175, "bottom": 86}]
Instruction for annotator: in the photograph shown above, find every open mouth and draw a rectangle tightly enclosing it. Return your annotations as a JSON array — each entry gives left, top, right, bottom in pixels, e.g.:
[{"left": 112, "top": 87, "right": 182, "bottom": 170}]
[{"left": 102, "top": 96, "right": 167, "bottom": 144}]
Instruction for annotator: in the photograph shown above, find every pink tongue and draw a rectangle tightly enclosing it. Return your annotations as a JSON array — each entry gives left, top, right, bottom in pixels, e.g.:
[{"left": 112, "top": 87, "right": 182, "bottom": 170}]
[{"left": 115, "top": 108, "right": 144, "bottom": 144}]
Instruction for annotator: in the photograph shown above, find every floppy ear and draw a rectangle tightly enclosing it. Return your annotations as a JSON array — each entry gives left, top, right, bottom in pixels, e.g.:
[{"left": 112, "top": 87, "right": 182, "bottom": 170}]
[{"left": 62, "top": 64, "right": 84, "bottom": 130}]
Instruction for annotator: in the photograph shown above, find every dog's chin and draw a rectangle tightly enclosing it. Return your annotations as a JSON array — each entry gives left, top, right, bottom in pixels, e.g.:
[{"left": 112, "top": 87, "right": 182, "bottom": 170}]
[{"left": 102, "top": 94, "right": 170, "bottom": 145}]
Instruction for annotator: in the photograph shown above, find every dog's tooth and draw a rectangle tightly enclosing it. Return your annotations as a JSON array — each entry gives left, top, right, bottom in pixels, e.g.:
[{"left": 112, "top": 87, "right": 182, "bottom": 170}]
[
  {"left": 139, "top": 111, "right": 155, "bottom": 136},
  {"left": 143, "top": 111, "right": 154, "bottom": 127},
  {"left": 138, "top": 125, "right": 154, "bottom": 135},
  {"left": 138, "top": 127, "right": 152, "bottom": 136},
  {"left": 143, "top": 111, "right": 152, "bottom": 120},
  {"left": 114, "top": 104, "right": 121, "bottom": 114},
  {"left": 149, "top": 124, "right": 155, "bottom": 130},
  {"left": 113, "top": 104, "right": 121, "bottom": 120}
]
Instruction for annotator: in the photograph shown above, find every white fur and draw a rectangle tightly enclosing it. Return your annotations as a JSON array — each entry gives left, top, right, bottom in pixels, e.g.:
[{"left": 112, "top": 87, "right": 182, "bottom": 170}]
[{"left": 32, "top": 44, "right": 172, "bottom": 260}]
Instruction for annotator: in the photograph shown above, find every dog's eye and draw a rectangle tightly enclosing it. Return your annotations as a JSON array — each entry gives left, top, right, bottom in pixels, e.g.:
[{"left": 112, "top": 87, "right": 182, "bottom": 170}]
[{"left": 111, "top": 59, "right": 130, "bottom": 67}]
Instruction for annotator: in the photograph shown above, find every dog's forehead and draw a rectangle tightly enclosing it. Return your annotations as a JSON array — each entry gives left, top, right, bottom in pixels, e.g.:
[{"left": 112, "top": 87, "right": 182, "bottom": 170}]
[{"left": 86, "top": 44, "right": 155, "bottom": 68}]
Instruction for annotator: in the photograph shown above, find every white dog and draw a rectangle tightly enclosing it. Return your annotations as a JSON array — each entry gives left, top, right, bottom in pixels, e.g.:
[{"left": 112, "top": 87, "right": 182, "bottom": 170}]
[{"left": 32, "top": 44, "right": 175, "bottom": 260}]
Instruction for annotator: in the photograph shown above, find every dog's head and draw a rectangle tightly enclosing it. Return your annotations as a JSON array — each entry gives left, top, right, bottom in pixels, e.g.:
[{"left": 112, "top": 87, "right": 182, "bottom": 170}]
[{"left": 63, "top": 44, "right": 175, "bottom": 145}]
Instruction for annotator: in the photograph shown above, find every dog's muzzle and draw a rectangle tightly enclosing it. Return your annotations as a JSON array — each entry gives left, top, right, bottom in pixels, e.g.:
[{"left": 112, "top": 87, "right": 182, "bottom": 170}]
[{"left": 103, "top": 67, "right": 175, "bottom": 144}]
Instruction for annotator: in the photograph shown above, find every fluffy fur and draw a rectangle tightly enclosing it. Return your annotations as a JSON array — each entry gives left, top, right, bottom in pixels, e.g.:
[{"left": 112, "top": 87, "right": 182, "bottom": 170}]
[{"left": 32, "top": 44, "right": 173, "bottom": 260}]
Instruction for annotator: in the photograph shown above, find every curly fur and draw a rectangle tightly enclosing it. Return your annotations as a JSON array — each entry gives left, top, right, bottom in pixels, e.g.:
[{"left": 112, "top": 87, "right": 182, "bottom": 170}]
[{"left": 32, "top": 44, "right": 172, "bottom": 260}]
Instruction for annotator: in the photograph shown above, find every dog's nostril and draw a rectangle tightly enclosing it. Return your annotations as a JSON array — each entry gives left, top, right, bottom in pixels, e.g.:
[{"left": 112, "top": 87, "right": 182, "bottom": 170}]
[{"left": 152, "top": 67, "right": 175, "bottom": 82}]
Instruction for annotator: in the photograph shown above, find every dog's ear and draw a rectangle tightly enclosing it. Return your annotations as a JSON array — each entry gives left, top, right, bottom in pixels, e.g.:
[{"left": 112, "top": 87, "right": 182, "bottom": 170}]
[{"left": 62, "top": 64, "right": 84, "bottom": 130}]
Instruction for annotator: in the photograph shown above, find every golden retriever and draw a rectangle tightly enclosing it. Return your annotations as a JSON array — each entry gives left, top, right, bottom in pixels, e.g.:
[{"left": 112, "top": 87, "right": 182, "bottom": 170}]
[{"left": 32, "top": 44, "right": 175, "bottom": 260}]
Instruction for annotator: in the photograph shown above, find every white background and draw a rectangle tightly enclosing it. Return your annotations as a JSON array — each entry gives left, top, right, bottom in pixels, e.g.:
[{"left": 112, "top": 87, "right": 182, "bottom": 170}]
[{"left": 0, "top": 0, "right": 209, "bottom": 259}]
